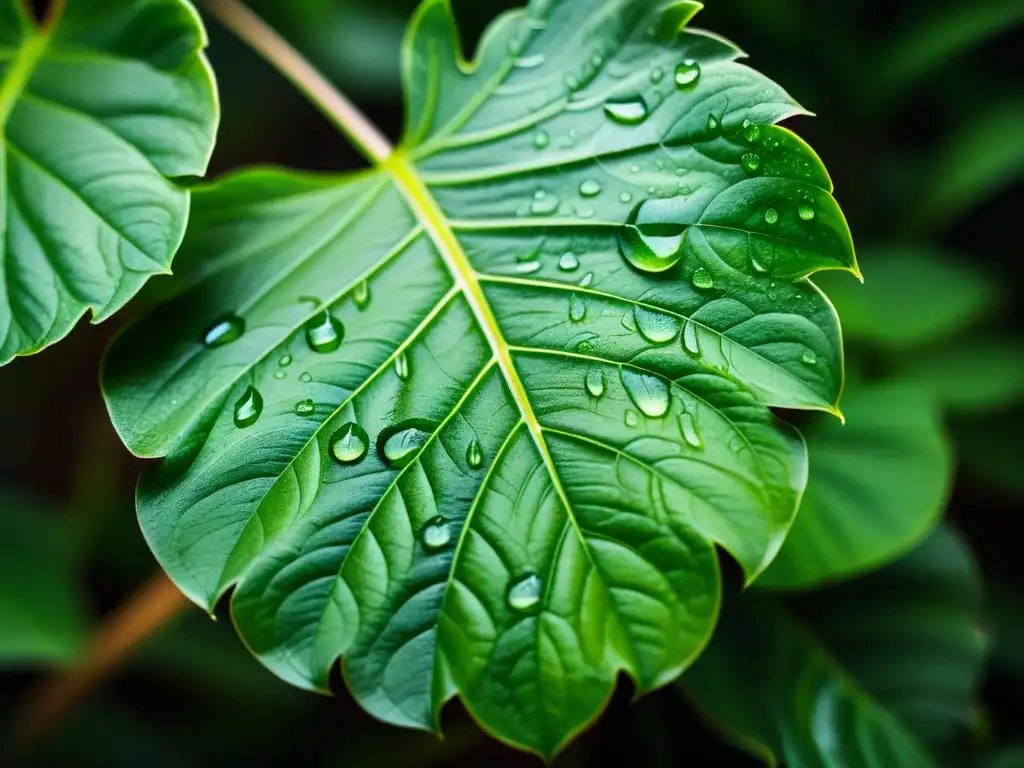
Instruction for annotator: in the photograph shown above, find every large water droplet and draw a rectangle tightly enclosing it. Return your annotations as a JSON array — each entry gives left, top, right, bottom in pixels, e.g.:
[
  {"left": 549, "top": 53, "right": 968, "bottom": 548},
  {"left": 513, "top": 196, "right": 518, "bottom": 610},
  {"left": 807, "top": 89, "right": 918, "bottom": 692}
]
[
  {"left": 421, "top": 516, "right": 451, "bottom": 551},
  {"left": 799, "top": 202, "right": 816, "bottom": 221},
  {"left": 305, "top": 310, "right": 344, "bottom": 353},
  {"left": 233, "top": 385, "right": 263, "bottom": 429},
  {"left": 507, "top": 573, "right": 542, "bottom": 613},
  {"left": 621, "top": 369, "right": 670, "bottom": 418},
  {"left": 203, "top": 314, "right": 244, "bottom": 347},
  {"left": 679, "top": 411, "right": 703, "bottom": 449},
  {"left": 764, "top": 208, "right": 779, "bottom": 225},
  {"left": 585, "top": 368, "right": 605, "bottom": 398},
  {"left": 634, "top": 305, "right": 681, "bottom": 344},
  {"left": 619, "top": 198, "right": 688, "bottom": 273},
  {"left": 743, "top": 119, "right": 761, "bottom": 144},
  {"left": 569, "top": 293, "right": 587, "bottom": 323},
  {"left": 378, "top": 420, "right": 435, "bottom": 468},
  {"left": 579, "top": 179, "right": 602, "bottom": 198},
  {"left": 395, "top": 352, "right": 410, "bottom": 381},
  {"left": 625, "top": 409, "right": 639, "bottom": 427},
  {"left": 603, "top": 95, "right": 649, "bottom": 125},
  {"left": 353, "top": 280, "right": 371, "bottom": 309},
  {"left": 741, "top": 153, "right": 761, "bottom": 174},
  {"left": 530, "top": 190, "right": 560, "bottom": 216},
  {"left": 682, "top": 320, "right": 701, "bottom": 357},
  {"left": 295, "top": 399, "right": 315, "bottom": 416},
  {"left": 533, "top": 130, "right": 550, "bottom": 149},
  {"left": 466, "top": 438, "right": 484, "bottom": 469},
  {"left": 692, "top": 267, "right": 714, "bottom": 290},
  {"left": 675, "top": 59, "right": 701, "bottom": 90},
  {"left": 330, "top": 423, "right": 369, "bottom": 465},
  {"left": 559, "top": 252, "right": 579, "bottom": 272}
]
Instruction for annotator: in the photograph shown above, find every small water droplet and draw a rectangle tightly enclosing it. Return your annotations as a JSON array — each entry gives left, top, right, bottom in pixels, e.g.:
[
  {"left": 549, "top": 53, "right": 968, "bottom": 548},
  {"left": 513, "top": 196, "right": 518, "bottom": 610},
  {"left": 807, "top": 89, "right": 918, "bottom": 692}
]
[
  {"left": 764, "top": 208, "right": 779, "bottom": 225},
  {"left": 299, "top": 372, "right": 313, "bottom": 383},
  {"left": 743, "top": 118, "right": 761, "bottom": 143},
  {"left": 421, "top": 516, "right": 451, "bottom": 550},
  {"left": 578, "top": 272, "right": 594, "bottom": 288},
  {"left": 559, "top": 252, "right": 579, "bottom": 271},
  {"left": 295, "top": 399, "right": 315, "bottom": 416},
  {"left": 273, "top": 370, "right": 286, "bottom": 380},
  {"left": 692, "top": 267, "right": 714, "bottom": 290},
  {"left": 682, "top": 320, "right": 701, "bottom": 357},
  {"left": 507, "top": 574, "right": 542, "bottom": 613},
  {"left": 278, "top": 354, "right": 292, "bottom": 367},
  {"left": 802, "top": 350, "right": 818, "bottom": 366},
  {"left": 650, "top": 67, "right": 664, "bottom": 83},
  {"left": 530, "top": 191, "right": 560, "bottom": 216},
  {"left": 679, "top": 411, "right": 703, "bottom": 449},
  {"left": 533, "top": 130, "right": 550, "bottom": 149},
  {"left": 516, "top": 260, "right": 542, "bottom": 274},
  {"left": 466, "top": 438, "right": 484, "bottom": 469},
  {"left": 508, "top": 37, "right": 523, "bottom": 55},
  {"left": 514, "top": 53, "right": 546, "bottom": 69},
  {"left": 603, "top": 95, "right": 649, "bottom": 125},
  {"left": 378, "top": 420, "right": 434, "bottom": 468},
  {"left": 799, "top": 202, "right": 816, "bottom": 221},
  {"left": 625, "top": 409, "right": 640, "bottom": 427},
  {"left": 585, "top": 368, "right": 605, "bottom": 398},
  {"left": 203, "top": 314, "right": 244, "bottom": 347},
  {"left": 741, "top": 153, "right": 761, "bottom": 173},
  {"left": 634, "top": 305, "right": 681, "bottom": 344},
  {"left": 305, "top": 310, "right": 344, "bottom": 353},
  {"left": 331, "top": 422, "right": 369, "bottom": 465},
  {"left": 621, "top": 369, "right": 670, "bottom": 418},
  {"left": 751, "top": 254, "right": 768, "bottom": 273},
  {"left": 353, "top": 280, "right": 371, "bottom": 309},
  {"left": 674, "top": 59, "right": 701, "bottom": 90},
  {"left": 620, "top": 191, "right": 633, "bottom": 203},
  {"left": 565, "top": 73, "right": 580, "bottom": 91},
  {"left": 591, "top": 53, "right": 605, "bottom": 68},
  {"left": 579, "top": 179, "right": 601, "bottom": 198},
  {"left": 619, "top": 199, "right": 688, "bottom": 273},
  {"left": 233, "top": 385, "right": 263, "bottom": 429},
  {"left": 706, "top": 113, "right": 720, "bottom": 136},
  {"left": 569, "top": 293, "right": 587, "bottom": 323}
]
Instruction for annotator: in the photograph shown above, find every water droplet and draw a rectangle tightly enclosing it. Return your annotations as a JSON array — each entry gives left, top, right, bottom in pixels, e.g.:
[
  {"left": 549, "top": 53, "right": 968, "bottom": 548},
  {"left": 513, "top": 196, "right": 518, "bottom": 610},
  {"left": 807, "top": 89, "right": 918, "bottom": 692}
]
[
  {"left": 625, "top": 409, "right": 640, "bottom": 427},
  {"left": 559, "top": 252, "right": 579, "bottom": 271},
  {"left": 353, "top": 280, "right": 371, "bottom": 309},
  {"left": 591, "top": 53, "right": 605, "bottom": 68},
  {"left": 603, "top": 95, "right": 649, "bottom": 125},
  {"left": 295, "top": 399, "right": 315, "bottom": 416},
  {"left": 743, "top": 118, "right": 761, "bottom": 143},
  {"left": 565, "top": 73, "right": 580, "bottom": 91},
  {"left": 378, "top": 420, "right": 435, "bottom": 468},
  {"left": 278, "top": 354, "right": 292, "bottom": 367},
  {"left": 802, "top": 350, "right": 818, "bottom": 366},
  {"left": 299, "top": 372, "right": 313, "bottom": 383},
  {"left": 466, "top": 438, "right": 484, "bottom": 469},
  {"left": 579, "top": 179, "right": 601, "bottom": 198},
  {"left": 273, "top": 370, "right": 286, "bottom": 380},
  {"left": 682, "top": 320, "right": 700, "bottom": 357},
  {"left": 585, "top": 368, "right": 605, "bottom": 398},
  {"left": 621, "top": 369, "right": 670, "bottom": 418},
  {"left": 674, "top": 59, "right": 701, "bottom": 90},
  {"left": 569, "top": 293, "right": 587, "bottom": 323},
  {"left": 233, "top": 385, "right": 263, "bottom": 429},
  {"left": 515, "top": 53, "right": 546, "bottom": 69},
  {"left": 533, "top": 130, "right": 550, "bottom": 149},
  {"left": 305, "top": 310, "right": 344, "bottom": 353},
  {"left": 741, "top": 153, "right": 761, "bottom": 173},
  {"left": 578, "top": 272, "right": 594, "bottom": 288},
  {"left": 395, "top": 352, "right": 410, "bottom": 381},
  {"left": 764, "top": 208, "right": 779, "bottom": 225},
  {"left": 634, "top": 305, "right": 681, "bottom": 344},
  {"left": 530, "top": 191, "right": 560, "bottom": 216},
  {"left": 620, "top": 191, "right": 633, "bottom": 204},
  {"left": 203, "top": 314, "right": 244, "bottom": 347},
  {"left": 750, "top": 254, "right": 768, "bottom": 273},
  {"left": 799, "top": 202, "right": 816, "bottom": 221},
  {"left": 421, "top": 516, "right": 451, "bottom": 550},
  {"left": 330, "top": 422, "right": 369, "bottom": 465},
  {"left": 692, "top": 267, "right": 714, "bottom": 290},
  {"left": 516, "top": 260, "right": 542, "bottom": 274},
  {"left": 619, "top": 198, "right": 688, "bottom": 273},
  {"left": 706, "top": 113, "right": 720, "bottom": 136},
  {"left": 679, "top": 411, "right": 703, "bottom": 449},
  {"left": 650, "top": 67, "right": 664, "bottom": 83},
  {"left": 507, "top": 574, "right": 542, "bottom": 613}
]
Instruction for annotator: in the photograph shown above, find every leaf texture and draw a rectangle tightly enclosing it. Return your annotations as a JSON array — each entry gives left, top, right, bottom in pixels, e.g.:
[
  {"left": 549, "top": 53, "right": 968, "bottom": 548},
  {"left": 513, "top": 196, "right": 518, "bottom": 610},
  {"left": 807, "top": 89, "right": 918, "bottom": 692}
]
[
  {"left": 0, "top": 0, "right": 217, "bottom": 364},
  {"left": 102, "top": 0, "right": 856, "bottom": 756}
]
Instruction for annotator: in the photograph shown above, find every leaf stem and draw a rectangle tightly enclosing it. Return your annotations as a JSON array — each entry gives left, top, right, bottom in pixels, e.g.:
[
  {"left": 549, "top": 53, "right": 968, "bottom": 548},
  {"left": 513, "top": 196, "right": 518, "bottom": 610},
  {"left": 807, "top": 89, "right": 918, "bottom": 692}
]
[
  {"left": 201, "top": 0, "right": 394, "bottom": 165},
  {"left": 0, "top": 0, "right": 65, "bottom": 128}
]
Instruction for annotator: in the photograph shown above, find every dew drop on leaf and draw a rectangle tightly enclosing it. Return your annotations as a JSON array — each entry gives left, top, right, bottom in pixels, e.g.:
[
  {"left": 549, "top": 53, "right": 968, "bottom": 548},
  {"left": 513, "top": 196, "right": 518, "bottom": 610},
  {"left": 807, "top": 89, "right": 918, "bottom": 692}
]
[
  {"left": 625, "top": 409, "right": 640, "bottom": 427},
  {"left": 650, "top": 67, "right": 664, "bottom": 84},
  {"left": 273, "top": 370, "right": 286, "bottom": 380},
  {"left": 233, "top": 385, "right": 263, "bottom": 429},
  {"left": 305, "top": 310, "right": 344, "bottom": 353},
  {"left": 395, "top": 351, "right": 410, "bottom": 381},
  {"left": 578, "top": 272, "right": 594, "bottom": 288},
  {"left": 507, "top": 574, "right": 542, "bottom": 613},
  {"left": 203, "top": 314, "right": 244, "bottom": 347},
  {"left": 692, "top": 267, "right": 714, "bottom": 290},
  {"left": 682, "top": 320, "right": 701, "bottom": 357},
  {"left": 750, "top": 254, "right": 768, "bottom": 273},
  {"left": 516, "top": 260, "right": 542, "bottom": 274},
  {"left": 603, "top": 95, "right": 649, "bottom": 125},
  {"left": 330, "top": 422, "right": 370, "bottom": 465},
  {"left": 679, "top": 411, "right": 703, "bottom": 449},
  {"left": 533, "top": 130, "right": 550, "bottom": 149},
  {"left": 353, "top": 279, "right": 371, "bottom": 309},
  {"left": 674, "top": 59, "right": 701, "bottom": 90},
  {"left": 764, "top": 208, "right": 779, "bottom": 225},
  {"left": 585, "top": 367, "right": 605, "bottom": 398},
  {"left": 743, "top": 118, "right": 761, "bottom": 143},
  {"left": 621, "top": 368, "right": 670, "bottom": 418},
  {"left": 741, "top": 152, "right": 761, "bottom": 173},
  {"left": 620, "top": 191, "right": 633, "bottom": 204},
  {"left": 421, "top": 516, "right": 451, "bottom": 550},
  {"left": 706, "top": 113, "right": 720, "bottom": 136},
  {"left": 799, "top": 202, "right": 816, "bottom": 221},
  {"left": 559, "top": 252, "right": 580, "bottom": 272},
  {"left": 579, "top": 179, "right": 601, "bottom": 198},
  {"left": 299, "top": 372, "right": 313, "bottom": 383},
  {"left": 634, "top": 305, "right": 681, "bottom": 344},
  {"left": 378, "top": 420, "right": 434, "bottom": 468},
  {"left": 618, "top": 198, "right": 688, "bottom": 273},
  {"left": 278, "top": 354, "right": 292, "bottom": 367},
  {"left": 802, "top": 350, "right": 818, "bottom": 366},
  {"left": 466, "top": 438, "right": 484, "bottom": 470},
  {"left": 530, "top": 190, "right": 560, "bottom": 215},
  {"left": 295, "top": 399, "right": 315, "bottom": 416},
  {"left": 569, "top": 293, "right": 587, "bottom": 323}
]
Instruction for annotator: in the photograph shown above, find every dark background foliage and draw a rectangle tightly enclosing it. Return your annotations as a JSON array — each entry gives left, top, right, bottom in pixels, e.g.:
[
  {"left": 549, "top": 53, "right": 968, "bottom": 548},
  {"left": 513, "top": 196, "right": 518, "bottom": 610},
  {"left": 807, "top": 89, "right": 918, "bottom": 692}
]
[{"left": 1, "top": 0, "right": 1022, "bottom": 764}]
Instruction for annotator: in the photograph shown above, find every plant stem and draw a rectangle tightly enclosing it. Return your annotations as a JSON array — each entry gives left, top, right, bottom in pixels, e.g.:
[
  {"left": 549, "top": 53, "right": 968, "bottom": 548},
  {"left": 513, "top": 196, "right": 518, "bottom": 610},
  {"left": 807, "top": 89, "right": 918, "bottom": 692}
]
[
  {"left": 0, "top": 0, "right": 65, "bottom": 128},
  {"left": 11, "top": 572, "right": 189, "bottom": 752},
  {"left": 201, "top": 0, "right": 394, "bottom": 165}
]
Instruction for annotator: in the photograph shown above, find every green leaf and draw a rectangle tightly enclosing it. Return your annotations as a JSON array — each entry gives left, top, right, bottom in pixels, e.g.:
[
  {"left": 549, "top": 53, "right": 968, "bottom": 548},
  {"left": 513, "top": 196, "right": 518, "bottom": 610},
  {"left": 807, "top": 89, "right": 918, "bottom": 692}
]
[
  {"left": 0, "top": 0, "right": 218, "bottom": 365},
  {"left": 685, "top": 528, "right": 987, "bottom": 766},
  {"left": 0, "top": 489, "right": 89, "bottom": 665},
  {"left": 758, "top": 380, "right": 952, "bottom": 589},
  {"left": 817, "top": 246, "right": 997, "bottom": 350},
  {"left": 901, "top": 336, "right": 1024, "bottom": 414},
  {"left": 102, "top": 0, "right": 855, "bottom": 757}
]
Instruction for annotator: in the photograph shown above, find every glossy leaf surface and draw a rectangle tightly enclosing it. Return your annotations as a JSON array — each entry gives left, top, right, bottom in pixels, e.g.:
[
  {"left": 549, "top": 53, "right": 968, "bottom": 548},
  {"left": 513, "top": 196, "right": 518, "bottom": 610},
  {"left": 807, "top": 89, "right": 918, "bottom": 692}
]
[
  {"left": 0, "top": 0, "right": 217, "bottom": 365},
  {"left": 758, "top": 381, "right": 951, "bottom": 589},
  {"left": 685, "top": 528, "right": 987, "bottom": 766},
  {"left": 102, "top": 0, "right": 855, "bottom": 756}
]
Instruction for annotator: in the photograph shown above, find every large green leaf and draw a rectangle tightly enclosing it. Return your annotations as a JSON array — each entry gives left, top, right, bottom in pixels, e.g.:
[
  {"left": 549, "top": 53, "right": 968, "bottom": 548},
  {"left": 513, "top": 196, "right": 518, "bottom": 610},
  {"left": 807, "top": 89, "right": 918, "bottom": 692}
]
[
  {"left": 757, "top": 380, "right": 952, "bottom": 589},
  {"left": 685, "top": 528, "right": 987, "bottom": 766},
  {"left": 102, "top": 0, "right": 855, "bottom": 757},
  {"left": 0, "top": 0, "right": 218, "bottom": 365}
]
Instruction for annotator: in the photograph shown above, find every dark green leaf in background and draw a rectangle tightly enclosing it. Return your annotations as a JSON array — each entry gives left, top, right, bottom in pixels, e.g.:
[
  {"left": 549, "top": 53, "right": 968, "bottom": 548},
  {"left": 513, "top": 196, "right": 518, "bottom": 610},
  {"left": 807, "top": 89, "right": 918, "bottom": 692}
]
[{"left": 0, "top": 0, "right": 218, "bottom": 365}]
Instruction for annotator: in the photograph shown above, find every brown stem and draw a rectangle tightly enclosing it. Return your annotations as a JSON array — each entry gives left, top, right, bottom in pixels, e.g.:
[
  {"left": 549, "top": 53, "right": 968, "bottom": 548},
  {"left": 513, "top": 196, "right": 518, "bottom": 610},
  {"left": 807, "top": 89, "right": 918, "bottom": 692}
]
[{"left": 11, "top": 572, "right": 189, "bottom": 752}]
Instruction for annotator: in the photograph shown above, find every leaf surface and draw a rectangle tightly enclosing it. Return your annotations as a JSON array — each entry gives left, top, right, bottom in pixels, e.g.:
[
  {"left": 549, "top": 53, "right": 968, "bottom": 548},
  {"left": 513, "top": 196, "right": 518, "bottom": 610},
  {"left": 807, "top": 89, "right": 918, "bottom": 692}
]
[
  {"left": 0, "top": 0, "right": 217, "bottom": 365},
  {"left": 102, "top": 0, "right": 855, "bottom": 756}
]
